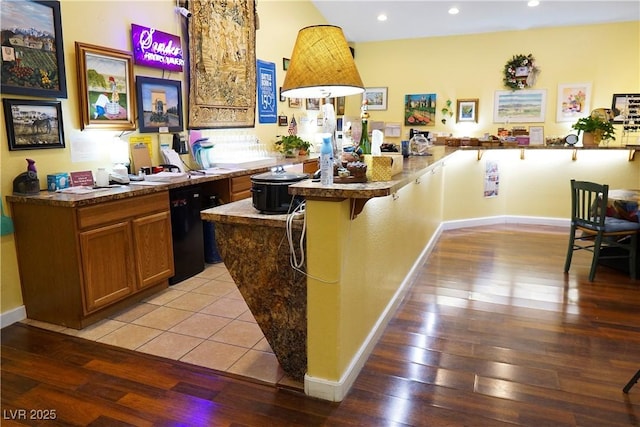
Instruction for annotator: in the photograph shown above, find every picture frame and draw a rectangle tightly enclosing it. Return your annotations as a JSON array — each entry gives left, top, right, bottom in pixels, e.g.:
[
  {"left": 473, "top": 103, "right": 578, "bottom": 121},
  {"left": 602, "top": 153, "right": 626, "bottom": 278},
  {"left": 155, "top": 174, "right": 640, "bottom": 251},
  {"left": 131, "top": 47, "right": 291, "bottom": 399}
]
[
  {"left": 135, "top": 76, "right": 183, "bottom": 133},
  {"left": 336, "top": 96, "right": 345, "bottom": 115},
  {"left": 278, "top": 115, "right": 288, "bottom": 126},
  {"left": 283, "top": 58, "right": 290, "bottom": 71},
  {"left": 404, "top": 93, "right": 436, "bottom": 126},
  {"left": 75, "top": 42, "right": 136, "bottom": 131},
  {"left": 288, "top": 97, "right": 302, "bottom": 108},
  {"left": 456, "top": 98, "right": 479, "bottom": 123},
  {"left": 3, "top": 98, "right": 65, "bottom": 151},
  {"left": 611, "top": 93, "right": 640, "bottom": 124},
  {"left": 1, "top": 0, "right": 68, "bottom": 98},
  {"left": 493, "top": 89, "right": 546, "bottom": 123},
  {"left": 279, "top": 87, "right": 285, "bottom": 102},
  {"left": 528, "top": 125, "right": 544, "bottom": 145},
  {"left": 306, "top": 98, "right": 320, "bottom": 111},
  {"left": 363, "top": 87, "right": 388, "bottom": 110},
  {"left": 556, "top": 83, "right": 591, "bottom": 122}
]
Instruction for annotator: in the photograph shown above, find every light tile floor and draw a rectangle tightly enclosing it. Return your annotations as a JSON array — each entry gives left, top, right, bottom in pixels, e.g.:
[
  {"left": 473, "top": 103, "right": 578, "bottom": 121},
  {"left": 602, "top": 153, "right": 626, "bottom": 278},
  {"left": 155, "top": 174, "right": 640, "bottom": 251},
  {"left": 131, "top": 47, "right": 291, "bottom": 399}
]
[{"left": 22, "top": 263, "right": 302, "bottom": 390}]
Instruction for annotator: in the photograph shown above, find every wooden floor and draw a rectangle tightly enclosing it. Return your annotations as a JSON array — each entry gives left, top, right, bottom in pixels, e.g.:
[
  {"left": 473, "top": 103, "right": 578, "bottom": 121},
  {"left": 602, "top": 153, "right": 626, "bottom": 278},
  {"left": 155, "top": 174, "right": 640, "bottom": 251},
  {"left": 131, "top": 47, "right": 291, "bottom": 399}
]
[{"left": 2, "top": 224, "right": 640, "bottom": 426}]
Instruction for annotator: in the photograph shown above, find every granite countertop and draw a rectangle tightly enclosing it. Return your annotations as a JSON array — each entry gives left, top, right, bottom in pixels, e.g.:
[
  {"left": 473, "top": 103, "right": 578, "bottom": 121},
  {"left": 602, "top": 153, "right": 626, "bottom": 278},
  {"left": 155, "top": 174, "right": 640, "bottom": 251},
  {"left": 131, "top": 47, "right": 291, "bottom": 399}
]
[
  {"left": 200, "top": 197, "right": 304, "bottom": 229},
  {"left": 289, "top": 146, "right": 455, "bottom": 200},
  {"left": 5, "top": 157, "right": 315, "bottom": 208}
]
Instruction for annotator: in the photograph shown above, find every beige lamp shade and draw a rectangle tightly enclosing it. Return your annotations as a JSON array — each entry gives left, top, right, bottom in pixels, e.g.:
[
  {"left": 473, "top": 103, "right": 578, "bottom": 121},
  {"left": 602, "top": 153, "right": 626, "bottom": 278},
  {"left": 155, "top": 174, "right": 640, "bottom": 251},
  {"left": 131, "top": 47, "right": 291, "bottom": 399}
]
[{"left": 281, "top": 25, "right": 364, "bottom": 99}]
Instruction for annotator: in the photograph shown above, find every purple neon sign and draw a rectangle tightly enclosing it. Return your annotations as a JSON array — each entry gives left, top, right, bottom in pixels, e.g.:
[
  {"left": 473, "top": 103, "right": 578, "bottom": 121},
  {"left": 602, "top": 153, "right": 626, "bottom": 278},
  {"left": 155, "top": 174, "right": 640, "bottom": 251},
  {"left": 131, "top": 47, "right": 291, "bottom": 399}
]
[{"left": 131, "top": 24, "right": 184, "bottom": 72}]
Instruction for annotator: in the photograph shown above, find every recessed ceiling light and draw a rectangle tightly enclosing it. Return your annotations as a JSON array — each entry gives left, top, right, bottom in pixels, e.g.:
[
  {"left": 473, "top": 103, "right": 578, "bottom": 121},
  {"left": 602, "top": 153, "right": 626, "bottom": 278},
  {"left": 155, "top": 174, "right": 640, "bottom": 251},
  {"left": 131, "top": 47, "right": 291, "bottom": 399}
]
[
  {"left": 528, "top": 0, "right": 540, "bottom": 7},
  {"left": 448, "top": 7, "right": 459, "bottom": 15},
  {"left": 377, "top": 13, "right": 388, "bottom": 22}
]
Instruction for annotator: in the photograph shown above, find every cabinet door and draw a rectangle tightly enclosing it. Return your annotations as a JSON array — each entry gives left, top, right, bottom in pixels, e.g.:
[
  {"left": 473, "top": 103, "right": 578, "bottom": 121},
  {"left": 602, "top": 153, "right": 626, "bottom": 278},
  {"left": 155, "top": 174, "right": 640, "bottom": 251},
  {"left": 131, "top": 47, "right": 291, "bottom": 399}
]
[
  {"left": 132, "top": 211, "right": 174, "bottom": 289},
  {"left": 79, "top": 222, "right": 136, "bottom": 313}
]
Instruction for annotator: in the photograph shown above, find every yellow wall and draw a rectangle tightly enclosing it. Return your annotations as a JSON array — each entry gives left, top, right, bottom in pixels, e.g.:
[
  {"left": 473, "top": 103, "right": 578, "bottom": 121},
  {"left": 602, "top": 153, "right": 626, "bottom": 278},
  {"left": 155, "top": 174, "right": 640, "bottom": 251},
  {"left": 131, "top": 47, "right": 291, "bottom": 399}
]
[
  {"left": 306, "top": 165, "right": 445, "bottom": 382},
  {"left": 347, "top": 21, "right": 640, "bottom": 143},
  {"left": 1, "top": 0, "right": 327, "bottom": 315}
]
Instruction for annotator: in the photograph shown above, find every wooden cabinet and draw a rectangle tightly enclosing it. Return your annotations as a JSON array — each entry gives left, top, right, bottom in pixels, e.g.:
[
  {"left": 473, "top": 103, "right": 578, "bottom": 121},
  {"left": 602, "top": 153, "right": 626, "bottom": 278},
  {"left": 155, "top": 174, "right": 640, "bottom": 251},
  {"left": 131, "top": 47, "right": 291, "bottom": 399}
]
[
  {"left": 303, "top": 159, "right": 318, "bottom": 174},
  {"left": 203, "top": 172, "right": 254, "bottom": 204},
  {"left": 10, "top": 192, "right": 173, "bottom": 329}
]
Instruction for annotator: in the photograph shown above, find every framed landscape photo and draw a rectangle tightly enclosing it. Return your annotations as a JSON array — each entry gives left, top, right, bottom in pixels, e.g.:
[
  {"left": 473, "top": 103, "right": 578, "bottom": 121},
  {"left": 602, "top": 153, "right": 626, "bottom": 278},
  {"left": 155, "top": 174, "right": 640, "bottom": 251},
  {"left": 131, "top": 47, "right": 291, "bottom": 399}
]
[
  {"left": 364, "top": 87, "right": 388, "bottom": 110},
  {"left": 288, "top": 97, "right": 302, "bottom": 108},
  {"left": 493, "top": 89, "right": 546, "bottom": 123},
  {"left": 135, "top": 76, "right": 183, "bottom": 133},
  {"left": 456, "top": 98, "right": 479, "bottom": 123},
  {"left": 76, "top": 42, "right": 136, "bottom": 130},
  {"left": 0, "top": 0, "right": 68, "bottom": 98},
  {"left": 3, "top": 98, "right": 65, "bottom": 150}
]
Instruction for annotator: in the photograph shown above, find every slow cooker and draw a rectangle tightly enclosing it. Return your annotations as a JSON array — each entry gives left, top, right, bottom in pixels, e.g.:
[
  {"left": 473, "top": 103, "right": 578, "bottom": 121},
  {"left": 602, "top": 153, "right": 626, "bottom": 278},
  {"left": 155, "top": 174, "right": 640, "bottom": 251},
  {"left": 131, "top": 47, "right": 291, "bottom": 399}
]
[{"left": 250, "top": 167, "right": 309, "bottom": 214}]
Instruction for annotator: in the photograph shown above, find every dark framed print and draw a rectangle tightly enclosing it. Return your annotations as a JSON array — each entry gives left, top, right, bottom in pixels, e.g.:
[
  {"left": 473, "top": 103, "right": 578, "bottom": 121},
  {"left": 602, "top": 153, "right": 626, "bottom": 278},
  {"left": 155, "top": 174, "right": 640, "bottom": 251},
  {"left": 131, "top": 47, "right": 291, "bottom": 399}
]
[
  {"left": 611, "top": 93, "right": 640, "bottom": 124},
  {"left": 76, "top": 42, "right": 135, "bottom": 130},
  {"left": 135, "top": 76, "right": 183, "bottom": 133},
  {"left": 283, "top": 58, "right": 290, "bottom": 71},
  {"left": 1, "top": 0, "right": 67, "bottom": 98},
  {"left": 278, "top": 115, "right": 288, "bottom": 126},
  {"left": 3, "top": 98, "right": 65, "bottom": 150}
]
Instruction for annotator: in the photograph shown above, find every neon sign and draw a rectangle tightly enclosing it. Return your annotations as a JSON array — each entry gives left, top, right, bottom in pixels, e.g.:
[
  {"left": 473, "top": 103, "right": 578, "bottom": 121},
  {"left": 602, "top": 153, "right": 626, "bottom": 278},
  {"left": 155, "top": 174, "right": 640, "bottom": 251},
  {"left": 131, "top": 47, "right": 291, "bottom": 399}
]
[{"left": 131, "top": 24, "right": 184, "bottom": 72}]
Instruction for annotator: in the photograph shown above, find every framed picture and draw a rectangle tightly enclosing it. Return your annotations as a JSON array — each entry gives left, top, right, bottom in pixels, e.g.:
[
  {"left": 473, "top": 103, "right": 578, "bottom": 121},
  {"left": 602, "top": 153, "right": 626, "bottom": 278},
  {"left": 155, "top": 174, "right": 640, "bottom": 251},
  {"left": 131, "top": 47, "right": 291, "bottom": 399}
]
[
  {"left": 556, "top": 83, "right": 591, "bottom": 122},
  {"left": 364, "top": 87, "right": 388, "bottom": 110},
  {"left": 404, "top": 93, "right": 436, "bottom": 126},
  {"left": 135, "top": 76, "right": 183, "bottom": 133},
  {"left": 76, "top": 42, "right": 136, "bottom": 131},
  {"left": 288, "top": 97, "right": 302, "bottom": 108},
  {"left": 306, "top": 98, "right": 320, "bottom": 111},
  {"left": 528, "top": 126, "right": 544, "bottom": 145},
  {"left": 283, "top": 58, "right": 290, "bottom": 71},
  {"left": 611, "top": 93, "right": 640, "bottom": 124},
  {"left": 279, "top": 87, "right": 285, "bottom": 102},
  {"left": 3, "top": 98, "right": 65, "bottom": 150},
  {"left": 456, "top": 98, "right": 479, "bottom": 123},
  {"left": 493, "top": 89, "right": 546, "bottom": 123},
  {"left": 278, "top": 115, "right": 288, "bottom": 126},
  {"left": 336, "top": 96, "right": 345, "bottom": 115},
  {"left": 1, "top": 0, "right": 68, "bottom": 98}
]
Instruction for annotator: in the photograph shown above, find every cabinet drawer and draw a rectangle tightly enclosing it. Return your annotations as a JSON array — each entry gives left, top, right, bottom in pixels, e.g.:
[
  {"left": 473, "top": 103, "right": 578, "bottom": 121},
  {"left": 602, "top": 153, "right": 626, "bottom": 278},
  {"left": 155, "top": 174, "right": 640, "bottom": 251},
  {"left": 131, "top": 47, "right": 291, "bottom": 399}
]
[
  {"left": 77, "top": 192, "right": 169, "bottom": 230},
  {"left": 230, "top": 174, "right": 252, "bottom": 194}
]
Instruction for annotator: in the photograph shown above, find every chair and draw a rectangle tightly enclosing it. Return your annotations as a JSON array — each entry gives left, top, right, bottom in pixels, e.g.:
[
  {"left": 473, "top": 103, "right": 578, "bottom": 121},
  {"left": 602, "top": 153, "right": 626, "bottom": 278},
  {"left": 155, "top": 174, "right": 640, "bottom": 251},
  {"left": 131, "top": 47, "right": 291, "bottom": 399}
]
[
  {"left": 564, "top": 179, "right": 640, "bottom": 281},
  {"left": 623, "top": 369, "right": 640, "bottom": 393}
]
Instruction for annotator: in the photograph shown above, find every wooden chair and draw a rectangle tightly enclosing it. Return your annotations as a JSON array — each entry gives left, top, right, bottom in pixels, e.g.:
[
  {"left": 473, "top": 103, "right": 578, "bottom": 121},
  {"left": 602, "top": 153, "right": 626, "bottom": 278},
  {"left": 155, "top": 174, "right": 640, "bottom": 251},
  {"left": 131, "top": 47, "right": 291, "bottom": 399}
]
[
  {"left": 624, "top": 369, "right": 640, "bottom": 393},
  {"left": 564, "top": 179, "right": 640, "bottom": 282}
]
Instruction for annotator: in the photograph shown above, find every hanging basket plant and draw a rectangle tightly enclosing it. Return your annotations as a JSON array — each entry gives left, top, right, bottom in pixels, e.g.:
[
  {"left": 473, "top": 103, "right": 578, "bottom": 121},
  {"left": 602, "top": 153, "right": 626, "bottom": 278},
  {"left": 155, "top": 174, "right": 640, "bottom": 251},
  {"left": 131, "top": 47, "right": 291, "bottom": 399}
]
[{"left": 503, "top": 53, "right": 540, "bottom": 90}]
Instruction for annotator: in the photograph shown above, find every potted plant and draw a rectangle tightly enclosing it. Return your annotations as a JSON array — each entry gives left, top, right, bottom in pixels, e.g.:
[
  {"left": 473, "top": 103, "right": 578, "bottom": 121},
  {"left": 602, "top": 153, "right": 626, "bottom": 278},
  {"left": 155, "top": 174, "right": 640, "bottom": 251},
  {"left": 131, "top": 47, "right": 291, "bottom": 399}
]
[
  {"left": 275, "top": 135, "right": 311, "bottom": 157},
  {"left": 571, "top": 114, "right": 616, "bottom": 146}
]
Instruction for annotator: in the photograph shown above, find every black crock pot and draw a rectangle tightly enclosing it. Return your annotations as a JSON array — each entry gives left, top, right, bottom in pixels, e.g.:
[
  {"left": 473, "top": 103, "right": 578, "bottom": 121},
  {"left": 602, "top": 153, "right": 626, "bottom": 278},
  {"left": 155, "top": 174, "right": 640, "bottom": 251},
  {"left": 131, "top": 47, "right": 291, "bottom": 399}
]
[{"left": 250, "top": 167, "right": 309, "bottom": 214}]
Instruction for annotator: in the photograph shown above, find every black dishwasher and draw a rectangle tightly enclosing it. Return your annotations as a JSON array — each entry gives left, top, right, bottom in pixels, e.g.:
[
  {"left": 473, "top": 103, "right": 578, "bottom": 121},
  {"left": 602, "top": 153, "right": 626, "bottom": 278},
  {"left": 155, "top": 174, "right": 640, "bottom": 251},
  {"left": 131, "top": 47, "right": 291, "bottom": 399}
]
[{"left": 169, "top": 185, "right": 204, "bottom": 284}]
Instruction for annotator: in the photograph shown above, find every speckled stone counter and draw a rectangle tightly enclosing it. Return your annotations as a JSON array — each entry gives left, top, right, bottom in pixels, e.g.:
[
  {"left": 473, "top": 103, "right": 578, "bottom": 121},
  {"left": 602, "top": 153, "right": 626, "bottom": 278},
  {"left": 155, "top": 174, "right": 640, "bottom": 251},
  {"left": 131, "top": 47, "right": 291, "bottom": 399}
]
[{"left": 201, "top": 199, "right": 307, "bottom": 381}]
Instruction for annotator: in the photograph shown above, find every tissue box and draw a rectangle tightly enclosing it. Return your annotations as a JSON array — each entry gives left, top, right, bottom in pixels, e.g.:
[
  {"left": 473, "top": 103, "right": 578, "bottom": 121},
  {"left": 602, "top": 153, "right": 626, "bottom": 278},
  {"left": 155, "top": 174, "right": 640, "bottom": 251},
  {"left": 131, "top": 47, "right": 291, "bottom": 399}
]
[
  {"left": 47, "top": 173, "right": 70, "bottom": 191},
  {"left": 363, "top": 154, "right": 403, "bottom": 182}
]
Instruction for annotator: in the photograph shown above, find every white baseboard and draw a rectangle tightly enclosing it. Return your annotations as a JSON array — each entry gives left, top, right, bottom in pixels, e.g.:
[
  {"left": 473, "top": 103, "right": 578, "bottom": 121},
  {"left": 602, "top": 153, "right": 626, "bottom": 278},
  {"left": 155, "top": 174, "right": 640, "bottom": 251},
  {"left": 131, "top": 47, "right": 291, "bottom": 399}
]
[
  {"left": 1, "top": 305, "right": 26, "bottom": 329},
  {"left": 442, "top": 215, "right": 569, "bottom": 230},
  {"left": 304, "top": 216, "right": 567, "bottom": 401}
]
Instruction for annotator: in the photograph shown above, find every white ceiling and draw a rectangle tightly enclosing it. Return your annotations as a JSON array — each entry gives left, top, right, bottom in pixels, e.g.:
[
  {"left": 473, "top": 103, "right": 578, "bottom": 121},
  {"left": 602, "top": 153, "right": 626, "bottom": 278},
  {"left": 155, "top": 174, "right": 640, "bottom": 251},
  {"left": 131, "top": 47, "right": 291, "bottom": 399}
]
[{"left": 310, "top": 0, "right": 640, "bottom": 43}]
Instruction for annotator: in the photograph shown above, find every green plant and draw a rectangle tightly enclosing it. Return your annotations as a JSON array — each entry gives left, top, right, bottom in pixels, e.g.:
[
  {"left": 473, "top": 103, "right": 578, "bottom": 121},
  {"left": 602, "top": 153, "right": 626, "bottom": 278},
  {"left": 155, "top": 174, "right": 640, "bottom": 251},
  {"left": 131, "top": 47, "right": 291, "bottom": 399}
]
[
  {"left": 571, "top": 115, "right": 616, "bottom": 142},
  {"left": 275, "top": 135, "right": 311, "bottom": 156},
  {"left": 440, "top": 99, "right": 453, "bottom": 124}
]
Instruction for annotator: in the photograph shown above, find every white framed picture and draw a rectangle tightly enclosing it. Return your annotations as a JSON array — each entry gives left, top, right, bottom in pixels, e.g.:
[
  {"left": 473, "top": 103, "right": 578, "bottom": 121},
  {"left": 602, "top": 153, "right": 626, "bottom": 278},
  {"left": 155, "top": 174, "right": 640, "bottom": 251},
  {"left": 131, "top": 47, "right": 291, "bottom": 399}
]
[
  {"left": 363, "top": 87, "right": 388, "bottom": 110},
  {"left": 556, "top": 83, "right": 592, "bottom": 122},
  {"left": 493, "top": 89, "right": 546, "bottom": 123}
]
